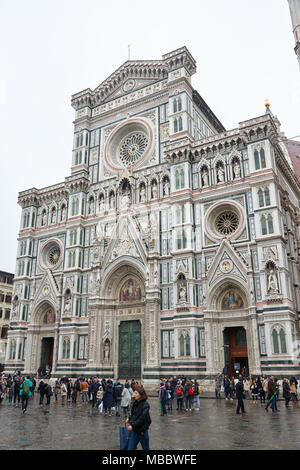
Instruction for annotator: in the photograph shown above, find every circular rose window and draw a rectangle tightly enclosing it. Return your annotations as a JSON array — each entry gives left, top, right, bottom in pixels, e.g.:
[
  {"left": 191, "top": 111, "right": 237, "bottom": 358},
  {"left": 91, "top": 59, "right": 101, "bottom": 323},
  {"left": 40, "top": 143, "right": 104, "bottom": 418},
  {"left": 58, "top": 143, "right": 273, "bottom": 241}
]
[
  {"left": 39, "top": 239, "right": 63, "bottom": 271},
  {"left": 215, "top": 211, "right": 239, "bottom": 236},
  {"left": 118, "top": 132, "right": 149, "bottom": 167},
  {"left": 104, "top": 118, "right": 153, "bottom": 171},
  {"left": 47, "top": 246, "right": 61, "bottom": 266},
  {"left": 204, "top": 201, "right": 245, "bottom": 242}
]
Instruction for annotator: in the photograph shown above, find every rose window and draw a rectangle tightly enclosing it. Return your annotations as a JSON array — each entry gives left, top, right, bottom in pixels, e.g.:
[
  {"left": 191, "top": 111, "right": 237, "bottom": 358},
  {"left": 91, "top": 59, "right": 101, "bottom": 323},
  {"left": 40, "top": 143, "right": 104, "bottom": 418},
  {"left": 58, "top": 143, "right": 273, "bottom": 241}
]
[
  {"left": 47, "top": 246, "right": 61, "bottom": 266},
  {"left": 118, "top": 132, "right": 149, "bottom": 167},
  {"left": 215, "top": 211, "right": 239, "bottom": 235}
]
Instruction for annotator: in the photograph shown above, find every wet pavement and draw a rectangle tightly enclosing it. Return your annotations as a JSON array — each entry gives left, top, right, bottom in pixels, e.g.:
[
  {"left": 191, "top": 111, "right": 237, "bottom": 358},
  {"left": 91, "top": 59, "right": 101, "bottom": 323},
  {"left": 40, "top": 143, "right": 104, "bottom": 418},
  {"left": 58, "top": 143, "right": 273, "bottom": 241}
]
[{"left": 1, "top": 395, "right": 300, "bottom": 450}]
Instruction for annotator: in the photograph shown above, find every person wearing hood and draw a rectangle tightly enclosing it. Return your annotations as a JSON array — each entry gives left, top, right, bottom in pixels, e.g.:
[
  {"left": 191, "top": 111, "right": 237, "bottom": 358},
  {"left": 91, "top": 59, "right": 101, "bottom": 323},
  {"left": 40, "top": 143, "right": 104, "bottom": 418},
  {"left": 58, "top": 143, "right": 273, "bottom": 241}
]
[
  {"left": 114, "top": 381, "right": 123, "bottom": 417},
  {"left": 103, "top": 382, "right": 115, "bottom": 416}
]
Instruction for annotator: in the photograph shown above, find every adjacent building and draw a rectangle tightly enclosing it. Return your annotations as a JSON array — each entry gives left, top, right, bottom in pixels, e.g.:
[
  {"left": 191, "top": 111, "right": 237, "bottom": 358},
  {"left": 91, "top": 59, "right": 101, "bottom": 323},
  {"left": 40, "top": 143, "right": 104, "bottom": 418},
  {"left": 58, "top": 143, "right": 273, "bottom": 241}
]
[
  {"left": 5, "top": 47, "right": 300, "bottom": 385},
  {"left": 0, "top": 271, "right": 14, "bottom": 370},
  {"left": 288, "top": 0, "right": 300, "bottom": 69}
]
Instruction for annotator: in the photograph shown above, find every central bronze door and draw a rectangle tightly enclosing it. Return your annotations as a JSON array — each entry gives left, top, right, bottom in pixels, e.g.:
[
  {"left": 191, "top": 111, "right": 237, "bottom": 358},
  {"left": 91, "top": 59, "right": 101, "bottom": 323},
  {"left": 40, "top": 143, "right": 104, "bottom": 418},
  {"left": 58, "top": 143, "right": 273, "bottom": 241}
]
[{"left": 118, "top": 320, "right": 141, "bottom": 379}]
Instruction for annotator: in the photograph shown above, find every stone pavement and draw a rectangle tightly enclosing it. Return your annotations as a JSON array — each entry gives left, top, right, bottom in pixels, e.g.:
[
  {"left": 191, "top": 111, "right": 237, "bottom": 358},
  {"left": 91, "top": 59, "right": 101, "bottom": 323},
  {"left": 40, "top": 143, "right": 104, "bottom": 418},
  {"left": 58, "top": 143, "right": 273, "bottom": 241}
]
[{"left": 1, "top": 395, "right": 300, "bottom": 450}]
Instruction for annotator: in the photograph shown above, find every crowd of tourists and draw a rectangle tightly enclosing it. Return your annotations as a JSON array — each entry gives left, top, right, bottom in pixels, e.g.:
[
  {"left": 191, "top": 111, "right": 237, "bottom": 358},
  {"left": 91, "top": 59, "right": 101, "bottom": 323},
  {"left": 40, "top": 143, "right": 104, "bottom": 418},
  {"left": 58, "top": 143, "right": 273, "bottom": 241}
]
[
  {"left": 158, "top": 376, "right": 203, "bottom": 415},
  {"left": 0, "top": 371, "right": 151, "bottom": 449},
  {"left": 215, "top": 372, "right": 299, "bottom": 414}
]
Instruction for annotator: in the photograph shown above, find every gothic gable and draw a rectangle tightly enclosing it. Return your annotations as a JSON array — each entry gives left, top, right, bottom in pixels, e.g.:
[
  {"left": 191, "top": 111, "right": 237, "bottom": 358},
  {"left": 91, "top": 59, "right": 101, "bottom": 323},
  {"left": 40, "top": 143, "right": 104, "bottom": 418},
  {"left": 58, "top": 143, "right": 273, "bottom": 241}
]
[
  {"left": 207, "top": 239, "right": 249, "bottom": 289},
  {"left": 32, "top": 269, "right": 60, "bottom": 311}
]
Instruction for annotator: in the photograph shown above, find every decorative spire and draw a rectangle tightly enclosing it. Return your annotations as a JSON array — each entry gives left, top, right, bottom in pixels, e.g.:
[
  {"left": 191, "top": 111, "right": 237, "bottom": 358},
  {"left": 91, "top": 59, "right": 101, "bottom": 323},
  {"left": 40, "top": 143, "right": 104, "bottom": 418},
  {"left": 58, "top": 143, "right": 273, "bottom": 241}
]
[{"left": 265, "top": 99, "right": 271, "bottom": 114}]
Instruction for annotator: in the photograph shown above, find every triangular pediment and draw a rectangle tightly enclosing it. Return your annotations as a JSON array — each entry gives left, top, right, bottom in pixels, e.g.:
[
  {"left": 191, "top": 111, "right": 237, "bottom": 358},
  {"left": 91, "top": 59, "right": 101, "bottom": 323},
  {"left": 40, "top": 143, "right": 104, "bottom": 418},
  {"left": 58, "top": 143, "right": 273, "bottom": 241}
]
[
  {"left": 32, "top": 270, "right": 60, "bottom": 311},
  {"left": 93, "top": 60, "right": 168, "bottom": 105},
  {"left": 102, "top": 215, "right": 147, "bottom": 270},
  {"left": 207, "top": 239, "right": 249, "bottom": 288}
]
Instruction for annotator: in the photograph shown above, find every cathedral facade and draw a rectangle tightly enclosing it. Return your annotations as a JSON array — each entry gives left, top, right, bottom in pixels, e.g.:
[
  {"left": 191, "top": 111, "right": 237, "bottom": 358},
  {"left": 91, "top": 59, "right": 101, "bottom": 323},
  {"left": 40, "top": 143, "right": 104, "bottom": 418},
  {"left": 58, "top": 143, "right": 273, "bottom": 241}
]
[{"left": 5, "top": 47, "right": 300, "bottom": 385}]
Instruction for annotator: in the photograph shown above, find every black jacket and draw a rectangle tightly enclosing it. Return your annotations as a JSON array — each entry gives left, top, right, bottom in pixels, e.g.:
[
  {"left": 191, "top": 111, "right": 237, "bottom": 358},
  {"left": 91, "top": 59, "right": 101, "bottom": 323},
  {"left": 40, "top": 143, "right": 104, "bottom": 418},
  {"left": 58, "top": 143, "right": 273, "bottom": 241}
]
[
  {"left": 235, "top": 381, "right": 244, "bottom": 399},
  {"left": 129, "top": 399, "right": 151, "bottom": 435},
  {"left": 114, "top": 384, "right": 123, "bottom": 402}
]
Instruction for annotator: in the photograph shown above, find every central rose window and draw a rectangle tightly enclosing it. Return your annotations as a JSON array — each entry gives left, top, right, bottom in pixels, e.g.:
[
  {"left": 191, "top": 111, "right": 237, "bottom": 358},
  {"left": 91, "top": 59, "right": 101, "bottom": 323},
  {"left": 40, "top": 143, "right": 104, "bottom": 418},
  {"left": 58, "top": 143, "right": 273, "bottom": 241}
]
[
  {"left": 215, "top": 211, "right": 239, "bottom": 236},
  {"left": 118, "top": 132, "right": 149, "bottom": 167},
  {"left": 47, "top": 246, "right": 61, "bottom": 266},
  {"left": 204, "top": 200, "right": 245, "bottom": 242},
  {"left": 104, "top": 118, "right": 153, "bottom": 171}
]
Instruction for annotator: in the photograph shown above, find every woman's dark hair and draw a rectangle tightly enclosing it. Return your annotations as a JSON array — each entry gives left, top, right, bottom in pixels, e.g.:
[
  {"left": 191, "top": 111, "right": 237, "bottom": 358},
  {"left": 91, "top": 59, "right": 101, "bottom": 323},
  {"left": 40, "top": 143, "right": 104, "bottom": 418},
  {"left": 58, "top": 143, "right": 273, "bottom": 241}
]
[{"left": 136, "top": 386, "right": 148, "bottom": 401}]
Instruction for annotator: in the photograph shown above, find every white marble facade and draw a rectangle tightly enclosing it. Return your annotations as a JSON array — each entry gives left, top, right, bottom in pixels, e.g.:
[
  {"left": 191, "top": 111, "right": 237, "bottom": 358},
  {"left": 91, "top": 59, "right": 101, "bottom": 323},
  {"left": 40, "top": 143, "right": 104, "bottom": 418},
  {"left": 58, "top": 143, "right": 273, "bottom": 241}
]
[{"left": 5, "top": 47, "right": 300, "bottom": 385}]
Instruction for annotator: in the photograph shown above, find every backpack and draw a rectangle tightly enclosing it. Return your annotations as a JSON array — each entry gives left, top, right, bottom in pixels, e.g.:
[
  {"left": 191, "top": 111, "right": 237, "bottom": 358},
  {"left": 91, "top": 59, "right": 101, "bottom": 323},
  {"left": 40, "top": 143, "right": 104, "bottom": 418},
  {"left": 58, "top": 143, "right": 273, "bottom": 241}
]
[
  {"left": 23, "top": 381, "right": 30, "bottom": 396},
  {"left": 188, "top": 386, "right": 194, "bottom": 396},
  {"left": 176, "top": 386, "right": 183, "bottom": 397}
]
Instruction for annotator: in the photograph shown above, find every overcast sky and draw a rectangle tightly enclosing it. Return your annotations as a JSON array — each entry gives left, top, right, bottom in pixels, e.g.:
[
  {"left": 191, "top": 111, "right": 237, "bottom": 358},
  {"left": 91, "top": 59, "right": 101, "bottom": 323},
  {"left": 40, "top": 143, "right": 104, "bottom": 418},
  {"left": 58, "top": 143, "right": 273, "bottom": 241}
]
[{"left": 0, "top": 0, "right": 299, "bottom": 274}]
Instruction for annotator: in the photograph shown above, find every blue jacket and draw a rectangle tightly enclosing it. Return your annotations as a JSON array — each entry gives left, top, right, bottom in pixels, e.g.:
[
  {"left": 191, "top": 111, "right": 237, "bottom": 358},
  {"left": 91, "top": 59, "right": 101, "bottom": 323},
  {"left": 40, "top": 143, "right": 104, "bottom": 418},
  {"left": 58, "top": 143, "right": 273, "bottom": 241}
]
[{"left": 103, "top": 385, "right": 116, "bottom": 408}]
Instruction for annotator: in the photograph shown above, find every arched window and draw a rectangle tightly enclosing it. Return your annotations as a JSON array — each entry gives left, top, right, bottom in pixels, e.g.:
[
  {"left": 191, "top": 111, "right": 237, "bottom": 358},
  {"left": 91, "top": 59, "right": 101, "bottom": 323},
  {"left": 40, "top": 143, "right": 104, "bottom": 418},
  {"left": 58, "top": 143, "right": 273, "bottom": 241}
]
[
  {"left": 267, "top": 214, "right": 274, "bottom": 233},
  {"left": 261, "top": 216, "right": 267, "bottom": 235},
  {"left": 62, "top": 337, "right": 70, "bottom": 359},
  {"left": 180, "top": 335, "right": 185, "bottom": 356},
  {"left": 280, "top": 328, "right": 287, "bottom": 353},
  {"left": 272, "top": 327, "right": 287, "bottom": 354},
  {"left": 260, "top": 148, "right": 266, "bottom": 168},
  {"left": 180, "top": 168, "right": 184, "bottom": 187},
  {"left": 173, "top": 99, "right": 178, "bottom": 113},
  {"left": 178, "top": 97, "right": 182, "bottom": 111},
  {"left": 258, "top": 189, "right": 264, "bottom": 207},
  {"left": 182, "top": 230, "right": 187, "bottom": 248},
  {"left": 264, "top": 187, "right": 270, "bottom": 206},
  {"left": 175, "top": 170, "right": 180, "bottom": 190},
  {"left": 185, "top": 334, "right": 190, "bottom": 356},
  {"left": 174, "top": 118, "right": 178, "bottom": 133},
  {"left": 178, "top": 116, "right": 183, "bottom": 131},
  {"left": 272, "top": 329, "right": 279, "bottom": 354},
  {"left": 254, "top": 149, "right": 260, "bottom": 170}
]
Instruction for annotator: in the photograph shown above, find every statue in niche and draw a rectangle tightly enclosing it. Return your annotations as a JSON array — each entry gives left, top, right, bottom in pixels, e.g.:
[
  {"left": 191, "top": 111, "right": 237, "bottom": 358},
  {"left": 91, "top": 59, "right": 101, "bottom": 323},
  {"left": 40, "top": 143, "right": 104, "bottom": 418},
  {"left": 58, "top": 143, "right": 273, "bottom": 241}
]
[
  {"left": 140, "top": 185, "right": 146, "bottom": 203},
  {"left": 233, "top": 161, "right": 241, "bottom": 179},
  {"left": 121, "top": 188, "right": 131, "bottom": 207},
  {"left": 103, "top": 339, "right": 110, "bottom": 362},
  {"left": 201, "top": 168, "right": 209, "bottom": 187},
  {"left": 179, "top": 283, "right": 187, "bottom": 302},
  {"left": 163, "top": 179, "right": 170, "bottom": 196},
  {"left": 217, "top": 165, "right": 225, "bottom": 183},
  {"left": 12, "top": 297, "right": 18, "bottom": 318},
  {"left": 64, "top": 293, "right": 71, "bottom": 314},
  {"left": 267, "top": 270, "right": 278, "bottom": 293},
  {"left": 42, "top": 211, "right": 47, "bottom": 226},
  {"left": 151, "top": 181, "right": 158, "bottom": 199},
  {"left": 51, "top": 209, "right": 56, "bottom": 224},
  {"left": 61, "top": 206, "right": 66, "bottom": 221},
  {"left": 99, "top": 197, "right": 105, "bottom": 212},
  {"left": 109, "top": 194, "right": 115, "bottom": 209}
]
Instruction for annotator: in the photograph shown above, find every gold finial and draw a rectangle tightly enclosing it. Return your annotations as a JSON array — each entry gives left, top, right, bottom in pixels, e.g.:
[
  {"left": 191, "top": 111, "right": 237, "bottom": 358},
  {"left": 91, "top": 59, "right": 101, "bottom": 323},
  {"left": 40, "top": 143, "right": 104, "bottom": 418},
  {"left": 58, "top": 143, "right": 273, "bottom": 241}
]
[{"left": 265, "top": 99, "right": 270, "bottom": 109}]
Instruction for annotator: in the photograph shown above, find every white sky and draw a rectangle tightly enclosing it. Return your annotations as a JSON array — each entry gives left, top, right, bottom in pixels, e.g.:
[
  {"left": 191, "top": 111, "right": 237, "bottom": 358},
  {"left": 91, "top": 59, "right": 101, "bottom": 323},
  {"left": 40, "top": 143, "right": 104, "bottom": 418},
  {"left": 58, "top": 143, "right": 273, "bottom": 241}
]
[{"left": 0, "top": 0, "right": 299, "bottom": 273}]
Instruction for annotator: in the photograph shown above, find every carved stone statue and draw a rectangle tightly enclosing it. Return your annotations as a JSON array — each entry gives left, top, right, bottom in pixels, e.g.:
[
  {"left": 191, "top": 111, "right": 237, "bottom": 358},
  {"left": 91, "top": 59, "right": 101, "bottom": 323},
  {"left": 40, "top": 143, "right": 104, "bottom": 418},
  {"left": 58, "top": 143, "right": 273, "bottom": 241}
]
[
  {"left": 163, "top": 180, "right": 170, "bottom": 196},
  {"left": 99, "top": 198, "right": 105, "bottom": 212},
  {"left": 233, "top": 161, "right": 241, "bottom": 179},
  {"left": 42, "top": 211, "right": 47, "bottom": 226},
  {"left": 121, "top": 189, "right": 131, "bottom": 207},
  {"left": 202, "top": 168, "right": 209, "bottom": 187},
  {"left": 217, "top": 166, "right": 225, "bottom": 183},
  {"left": 64, "top": 295, "right": 71, "bottom": 313},
  {"left": 109, "top": 194, "right": 115, "bottom": 209},
  {"left": 104, "top": 341, "right": 110, "bottom": 361},
  {"left": 179, "top": 283, "right": 187, "bottom": 302},
  {"left": 140, "top": 185, "right": 146, "bottom": 202},
  {"left": 267, "top": 270, "right": 278, "bottom": 293},
  {"left": 61, "top": 206, "right": 66, "bottom": 221},
  {"left": 151, "top": 182, "right": 158, "bottom": 199}
]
